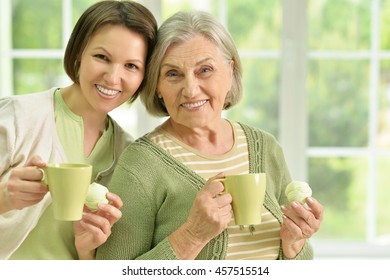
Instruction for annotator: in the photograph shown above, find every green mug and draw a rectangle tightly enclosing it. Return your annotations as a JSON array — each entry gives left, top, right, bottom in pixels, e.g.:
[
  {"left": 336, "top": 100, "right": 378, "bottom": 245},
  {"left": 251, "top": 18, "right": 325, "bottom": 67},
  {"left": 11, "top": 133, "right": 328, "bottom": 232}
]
[
  {"left": 216, "top": 173, "right": 266, "bottom": 225},
  {"left": 40, "top": 163, "right": 92, "bottom": 221}
]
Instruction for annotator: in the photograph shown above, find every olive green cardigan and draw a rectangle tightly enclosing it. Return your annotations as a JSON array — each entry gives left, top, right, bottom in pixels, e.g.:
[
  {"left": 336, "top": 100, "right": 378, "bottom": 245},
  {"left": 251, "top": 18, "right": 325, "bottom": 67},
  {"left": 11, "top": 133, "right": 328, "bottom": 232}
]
[{"left": 96, "top": 122, "right": 314, "bottom": 260}]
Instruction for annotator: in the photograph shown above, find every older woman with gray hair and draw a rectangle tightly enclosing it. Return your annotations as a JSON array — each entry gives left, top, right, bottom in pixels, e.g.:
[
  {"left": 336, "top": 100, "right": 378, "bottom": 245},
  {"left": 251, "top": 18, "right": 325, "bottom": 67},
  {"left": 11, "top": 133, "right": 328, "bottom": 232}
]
[{"left": 97, "top": 10, "right": 323, "bottom": 260}]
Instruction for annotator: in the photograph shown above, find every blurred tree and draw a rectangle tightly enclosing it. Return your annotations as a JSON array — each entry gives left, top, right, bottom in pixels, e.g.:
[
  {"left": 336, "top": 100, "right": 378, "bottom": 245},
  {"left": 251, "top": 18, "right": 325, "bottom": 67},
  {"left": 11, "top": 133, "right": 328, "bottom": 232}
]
[
  {"left": 225, "top": 0, "right": 281, "bottom": 135},
  {"left": 308, "top": 0, "right": 370, "bottom": 50},
  {"left": 307, "top": 60, "right": 369, "bottom": 147},
  {"left": 227, "top": 0, "right": 281, "bottom": 49},
  {"left": 12, "top": 0, "right": 62, "bottom": 49},
  {"left": 380, "top": 0, "right": 390, "bottom": 50}
]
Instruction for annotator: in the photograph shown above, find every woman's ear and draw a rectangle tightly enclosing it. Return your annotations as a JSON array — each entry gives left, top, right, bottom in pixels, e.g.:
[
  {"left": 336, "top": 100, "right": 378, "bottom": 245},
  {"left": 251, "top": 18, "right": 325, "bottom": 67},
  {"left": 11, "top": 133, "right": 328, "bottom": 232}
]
[{"left": 229, "top": 59, "right": 234, "bottom": 76}]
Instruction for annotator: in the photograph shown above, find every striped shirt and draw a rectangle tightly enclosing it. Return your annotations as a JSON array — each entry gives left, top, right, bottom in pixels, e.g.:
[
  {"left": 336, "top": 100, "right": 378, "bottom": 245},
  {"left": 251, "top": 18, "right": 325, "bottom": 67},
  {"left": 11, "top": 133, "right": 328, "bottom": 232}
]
[{"left": 148, "top": 120, "right": 280, "bottom": 260}]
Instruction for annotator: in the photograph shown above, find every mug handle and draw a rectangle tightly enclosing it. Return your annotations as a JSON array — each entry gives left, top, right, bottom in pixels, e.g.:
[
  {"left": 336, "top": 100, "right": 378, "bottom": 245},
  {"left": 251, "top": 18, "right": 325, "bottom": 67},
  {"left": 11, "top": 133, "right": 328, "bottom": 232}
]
[{"left": 38, "top": 168, "right": 47, "bottom": 184}]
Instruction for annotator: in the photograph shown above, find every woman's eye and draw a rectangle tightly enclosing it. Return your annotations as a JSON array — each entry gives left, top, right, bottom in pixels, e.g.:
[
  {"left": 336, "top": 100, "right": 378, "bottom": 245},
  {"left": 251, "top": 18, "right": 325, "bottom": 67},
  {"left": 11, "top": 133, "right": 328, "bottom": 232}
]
[
  {"left": 200, "top": 66, "right": 212, "bottom": 73},
  {"left": 166, "top": 70, "right": 178, "bottom": 77},
  {"left": 126, "top": 63, "right": 138, "bottom": 70},
  {"left": 197, "top": 66, "right": 213, "bottom": 77},
  {"left": 94, "top": 54, "right": 108, "bottom": 61}
]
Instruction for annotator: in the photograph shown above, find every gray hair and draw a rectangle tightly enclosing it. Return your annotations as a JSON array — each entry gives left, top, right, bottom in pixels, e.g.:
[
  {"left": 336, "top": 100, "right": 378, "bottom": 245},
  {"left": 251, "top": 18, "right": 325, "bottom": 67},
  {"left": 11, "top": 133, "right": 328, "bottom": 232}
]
[{"left": 140, "top": 10, "right": 243, "bottom": 117}]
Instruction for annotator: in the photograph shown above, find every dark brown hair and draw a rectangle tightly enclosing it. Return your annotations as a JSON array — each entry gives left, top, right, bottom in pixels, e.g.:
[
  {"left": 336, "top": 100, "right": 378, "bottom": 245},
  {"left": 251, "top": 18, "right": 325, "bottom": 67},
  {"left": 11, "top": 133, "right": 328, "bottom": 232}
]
[{"left": 64, "top": 0, "right": 157, "bottom": 102}]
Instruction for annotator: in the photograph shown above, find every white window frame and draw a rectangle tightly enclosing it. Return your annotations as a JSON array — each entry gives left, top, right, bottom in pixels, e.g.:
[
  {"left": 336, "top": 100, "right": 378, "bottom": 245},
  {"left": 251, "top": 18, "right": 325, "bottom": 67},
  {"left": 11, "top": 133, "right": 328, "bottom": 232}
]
[{"left": 295, "top": 0, "right": 390, "bottom": 258}]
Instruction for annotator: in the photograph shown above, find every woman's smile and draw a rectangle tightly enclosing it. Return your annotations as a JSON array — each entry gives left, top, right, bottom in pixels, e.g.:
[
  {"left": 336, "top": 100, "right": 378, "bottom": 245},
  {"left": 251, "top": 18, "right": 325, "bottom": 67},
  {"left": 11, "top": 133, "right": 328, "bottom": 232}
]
[
  {"left": 95, "top": 84, "right": 121, "bottom": 99},
  {"left": 180, "top": 100, "right": 208, "bottom": 110}
]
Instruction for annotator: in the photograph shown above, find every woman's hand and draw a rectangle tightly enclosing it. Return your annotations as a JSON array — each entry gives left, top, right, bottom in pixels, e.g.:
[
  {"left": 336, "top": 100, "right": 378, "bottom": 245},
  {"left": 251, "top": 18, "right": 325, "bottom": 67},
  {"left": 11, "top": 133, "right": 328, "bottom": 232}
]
[
  {"left": 74, "top": 192, "right": 123, "bottom": 260},
  {"left": 169, "top": 173, "right": 233, "bottom": 259},
  {"left": 280, "top": 197, "right": 323, "bottom": 258},
  {"left": 1, "top": 155, "right": 48, "bottom": 213}
]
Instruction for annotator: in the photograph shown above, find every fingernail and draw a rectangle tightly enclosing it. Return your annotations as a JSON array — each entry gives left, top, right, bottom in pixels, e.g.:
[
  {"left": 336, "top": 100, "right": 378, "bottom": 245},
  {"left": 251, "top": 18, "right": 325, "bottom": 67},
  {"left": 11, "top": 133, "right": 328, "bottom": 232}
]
[
  {"left": 98, "top": 203, "right": 106, "bottom": 210},
  {"left": 291, "top": 201, "right": 299, "bottom": 208},
  {"left": 306, "top": 197, "right": 314, "bottom": 203}
]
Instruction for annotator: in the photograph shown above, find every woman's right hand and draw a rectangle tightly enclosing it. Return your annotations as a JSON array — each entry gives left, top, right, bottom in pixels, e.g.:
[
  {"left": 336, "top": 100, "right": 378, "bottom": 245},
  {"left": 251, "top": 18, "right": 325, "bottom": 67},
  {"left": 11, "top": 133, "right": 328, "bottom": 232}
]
[
  {"left": 1, "top": 155, "right": 48, "bottom": 212},
  {"left": 168, "top": 173, "right": 232, "bottom": 259}
]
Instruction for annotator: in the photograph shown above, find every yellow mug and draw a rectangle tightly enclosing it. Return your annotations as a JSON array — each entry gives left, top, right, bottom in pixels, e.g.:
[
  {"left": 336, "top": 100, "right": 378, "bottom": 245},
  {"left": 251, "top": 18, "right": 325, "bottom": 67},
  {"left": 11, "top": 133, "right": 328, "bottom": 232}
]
[
  {"left": 216, "top": 173, "right": 266, "bottom": 225},
  {"left": 41, "top": 163, "right": 92, "bottom": 221}
]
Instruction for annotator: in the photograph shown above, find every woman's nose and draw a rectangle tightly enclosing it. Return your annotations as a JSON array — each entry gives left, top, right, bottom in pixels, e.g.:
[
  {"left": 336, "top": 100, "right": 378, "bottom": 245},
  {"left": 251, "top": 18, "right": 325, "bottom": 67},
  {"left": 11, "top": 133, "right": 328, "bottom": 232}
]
[
  {"left": 104, "top": 64, "right": 122, "bottom": 85},
  {"left": 182, "top": 75, "right": 199, "bottom": 98}
]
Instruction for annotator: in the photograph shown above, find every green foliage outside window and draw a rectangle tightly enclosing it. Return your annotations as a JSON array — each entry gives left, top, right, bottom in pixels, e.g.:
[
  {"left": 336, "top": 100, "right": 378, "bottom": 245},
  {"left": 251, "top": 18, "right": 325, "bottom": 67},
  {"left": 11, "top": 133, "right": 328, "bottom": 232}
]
[
  {"left": 12, "top": 0, "right": 62, "bottom": 49},
  {"left": 307, "top": 60, "right": 369, "bottom": 147},
  {"left": 227, "top": 0, "right": 281, "bottom": 50},
  {"left": 308, "top": 0, "right": 370, "bottom": 50},
  {"left": 13, "top": 59, "right": 63, "bottom": 95},
  {"left": 309, "top": 157, "right": 368, "bottom": 240},
  {"left": 227, "top": 58, "right": 280, "bottom": 136}
]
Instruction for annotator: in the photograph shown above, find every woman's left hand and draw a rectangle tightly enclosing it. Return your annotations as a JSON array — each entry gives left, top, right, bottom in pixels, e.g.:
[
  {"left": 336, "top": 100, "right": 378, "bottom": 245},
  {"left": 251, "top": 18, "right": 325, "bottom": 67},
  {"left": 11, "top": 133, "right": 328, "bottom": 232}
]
[
  {"left": 280, "top": 197, "right": 323, "bottom": 258},
  {"left": 73, "top": 192, "right": 123, "bottom": 259}
]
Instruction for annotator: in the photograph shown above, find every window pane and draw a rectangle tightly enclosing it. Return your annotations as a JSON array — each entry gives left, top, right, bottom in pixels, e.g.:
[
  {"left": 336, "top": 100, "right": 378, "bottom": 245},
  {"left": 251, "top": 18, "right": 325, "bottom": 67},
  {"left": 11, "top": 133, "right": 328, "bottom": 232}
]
[
  {"left": 72, "top": 0, "right": 100, "bottom": 25},
  {"left": 227, "top": 0, "right": 281, "bottom": 49},
  {"left": 380, "top": 0, "right": 390, "bottom": 50},
  {"left": 13, "top": 59, "right": 64, "bottom": 95},
  {"left": 379, "top": 60, "right": 390, "bottom": 148},
  {"left": 162, "top": 0, "right": 218, "bottom": 18},
  {"left": 12, "top": 0, "right": 62, "bottom": 49},
  {"left": 226, "top": 58, "right": 279, "bottom": 135},
  {"left": 227, "top": 58, "right": 280, "bottom": 135},
  {"left": 308, "top": 0, "right": 370, "bottom": 50},
  {"left": 307, "top": 60, "right": 369, "bottom": 147},
  {"left": 309, "top": 157, "right": 368, "bottom": 240},
  {"left": 377, "top": 157, "right": 390, "bottom": 241}
]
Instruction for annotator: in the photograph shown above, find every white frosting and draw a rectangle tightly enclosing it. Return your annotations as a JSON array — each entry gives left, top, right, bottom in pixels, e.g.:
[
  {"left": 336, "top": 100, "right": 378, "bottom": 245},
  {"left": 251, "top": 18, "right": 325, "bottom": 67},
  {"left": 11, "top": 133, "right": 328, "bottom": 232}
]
[
  {"left": 285, "top": 181, "right": 312, "bottom": 203},
  {"left": 85, "top": 182, "right": 109, "bottom": 210}
]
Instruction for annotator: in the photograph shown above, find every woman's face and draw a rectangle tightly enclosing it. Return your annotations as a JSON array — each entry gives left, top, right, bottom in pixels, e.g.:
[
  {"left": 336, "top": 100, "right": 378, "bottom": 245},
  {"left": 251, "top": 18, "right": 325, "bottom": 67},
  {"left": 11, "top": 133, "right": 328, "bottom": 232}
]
[
  {"left": 78, "top": 24, "right": 147, "bottom": 114},
  {"left": 157, "top": 34, "right": 233, "bottom": 129}
]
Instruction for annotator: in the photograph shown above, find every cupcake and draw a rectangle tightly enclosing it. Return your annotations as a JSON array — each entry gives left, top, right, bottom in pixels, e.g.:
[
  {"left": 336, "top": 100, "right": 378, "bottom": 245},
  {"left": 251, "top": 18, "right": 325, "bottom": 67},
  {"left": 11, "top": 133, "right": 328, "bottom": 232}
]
[
  {"left": 85, "top": 182, "right": 109, "bottom": 210},
  {"left": 285, "top": 181, "right": 312, "bottom": 204}
]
